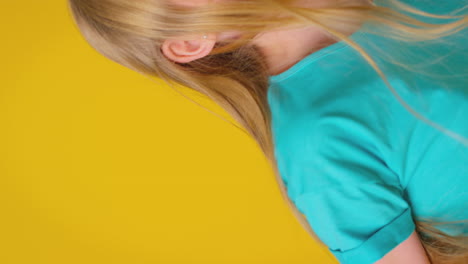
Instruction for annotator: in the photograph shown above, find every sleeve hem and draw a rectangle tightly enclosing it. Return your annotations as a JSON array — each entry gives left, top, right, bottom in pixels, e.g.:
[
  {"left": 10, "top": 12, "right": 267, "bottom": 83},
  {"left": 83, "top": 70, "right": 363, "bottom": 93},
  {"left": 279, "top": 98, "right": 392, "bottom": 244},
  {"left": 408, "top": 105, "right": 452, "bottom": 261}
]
[{"left": 330, "top": 207, "right": 416, "bottom": 264}]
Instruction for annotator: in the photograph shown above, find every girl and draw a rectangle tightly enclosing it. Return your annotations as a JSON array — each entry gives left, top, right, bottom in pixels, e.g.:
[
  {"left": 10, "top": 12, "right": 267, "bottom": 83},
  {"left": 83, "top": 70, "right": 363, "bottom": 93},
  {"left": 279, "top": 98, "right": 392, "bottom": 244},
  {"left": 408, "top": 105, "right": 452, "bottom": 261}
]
[{"left": 67, "top": 0, "right": 468, "bottom": 263}]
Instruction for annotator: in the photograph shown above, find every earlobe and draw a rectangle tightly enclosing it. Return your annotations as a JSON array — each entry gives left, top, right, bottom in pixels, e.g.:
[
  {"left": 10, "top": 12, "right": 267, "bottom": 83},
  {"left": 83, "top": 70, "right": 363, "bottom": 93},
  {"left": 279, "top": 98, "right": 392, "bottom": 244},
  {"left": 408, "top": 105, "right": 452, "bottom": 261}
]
[{"left": 161, "top": 35, "right": 216, "bottom": 63}]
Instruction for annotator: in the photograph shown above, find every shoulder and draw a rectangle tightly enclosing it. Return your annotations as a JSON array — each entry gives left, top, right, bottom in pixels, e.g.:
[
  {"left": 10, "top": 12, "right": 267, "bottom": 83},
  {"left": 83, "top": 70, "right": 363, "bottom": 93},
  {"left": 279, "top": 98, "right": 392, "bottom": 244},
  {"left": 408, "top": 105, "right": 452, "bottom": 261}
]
[
  {"left": 290, "top": 120, "right": 417, "bottom": 263},
  {"left": 379, "top": 0, "right": 467, "bottom": 15},
  {"left": 271, "top": 103, "right": 419, "bottom": 264}
]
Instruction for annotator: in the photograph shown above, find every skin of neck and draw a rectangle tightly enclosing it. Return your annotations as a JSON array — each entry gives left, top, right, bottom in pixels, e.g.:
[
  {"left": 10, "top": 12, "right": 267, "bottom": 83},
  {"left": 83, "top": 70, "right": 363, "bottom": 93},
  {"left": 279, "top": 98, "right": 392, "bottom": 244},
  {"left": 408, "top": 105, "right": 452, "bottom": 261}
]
[{"left": 251, "top": 0, "right": 372, "bottom": 75}]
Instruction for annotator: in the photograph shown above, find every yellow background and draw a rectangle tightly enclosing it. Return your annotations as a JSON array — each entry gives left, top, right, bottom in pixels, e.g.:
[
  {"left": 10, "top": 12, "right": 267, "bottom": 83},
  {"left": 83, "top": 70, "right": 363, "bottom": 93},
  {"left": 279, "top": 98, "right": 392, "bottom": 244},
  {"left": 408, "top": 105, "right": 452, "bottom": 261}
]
[{"left": 0, "top": 1, "right": 337, "bottom": 263}]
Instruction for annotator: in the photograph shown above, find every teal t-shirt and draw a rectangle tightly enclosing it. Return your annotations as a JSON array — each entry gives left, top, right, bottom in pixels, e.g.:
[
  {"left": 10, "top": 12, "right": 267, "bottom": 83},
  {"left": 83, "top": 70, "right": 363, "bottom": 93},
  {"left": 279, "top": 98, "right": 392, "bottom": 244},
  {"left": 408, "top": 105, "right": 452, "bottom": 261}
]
[{"left": 266, "top": 1, "right": 467, "bottom": 263}]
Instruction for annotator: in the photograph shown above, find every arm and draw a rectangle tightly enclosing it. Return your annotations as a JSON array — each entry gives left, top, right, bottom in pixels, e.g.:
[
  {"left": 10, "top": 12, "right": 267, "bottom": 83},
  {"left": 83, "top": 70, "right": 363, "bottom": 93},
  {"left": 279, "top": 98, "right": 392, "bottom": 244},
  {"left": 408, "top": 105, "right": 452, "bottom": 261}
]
[{"left": 374, "top": 231, "right": 431, "bottom": 264}]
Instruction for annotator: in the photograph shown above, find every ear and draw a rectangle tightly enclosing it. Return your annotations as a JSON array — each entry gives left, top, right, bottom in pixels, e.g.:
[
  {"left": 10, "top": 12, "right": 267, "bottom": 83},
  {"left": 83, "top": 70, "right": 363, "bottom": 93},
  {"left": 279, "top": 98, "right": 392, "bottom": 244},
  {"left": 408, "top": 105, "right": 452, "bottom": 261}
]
[{"left": 161, "top": 34, "right": 216, "bottom": 63}]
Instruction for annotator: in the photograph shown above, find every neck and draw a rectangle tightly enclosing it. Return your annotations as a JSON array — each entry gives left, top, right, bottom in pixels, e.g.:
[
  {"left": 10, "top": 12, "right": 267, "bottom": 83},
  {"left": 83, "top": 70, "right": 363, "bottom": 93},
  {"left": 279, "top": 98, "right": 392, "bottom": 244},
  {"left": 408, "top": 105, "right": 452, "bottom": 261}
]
[{"left": 252, "top": 0, "right": 373, "bottom": 76}]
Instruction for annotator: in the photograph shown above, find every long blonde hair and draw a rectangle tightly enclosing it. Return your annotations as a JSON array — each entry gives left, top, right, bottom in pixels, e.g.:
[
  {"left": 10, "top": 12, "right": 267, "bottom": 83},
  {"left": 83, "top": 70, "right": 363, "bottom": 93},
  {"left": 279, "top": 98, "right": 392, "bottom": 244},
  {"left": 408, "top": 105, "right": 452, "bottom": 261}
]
[{"left": 67, "top": 0, "right": 468, "bottom": 262}]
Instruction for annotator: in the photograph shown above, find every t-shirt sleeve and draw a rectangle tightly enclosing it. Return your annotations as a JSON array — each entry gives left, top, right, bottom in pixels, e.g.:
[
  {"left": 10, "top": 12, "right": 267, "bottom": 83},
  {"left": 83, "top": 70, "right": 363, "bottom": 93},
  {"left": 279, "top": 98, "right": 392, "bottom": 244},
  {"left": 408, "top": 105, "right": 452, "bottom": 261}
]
[{"left": 292, "top": 119, "right": 416, "bottom": 264}]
